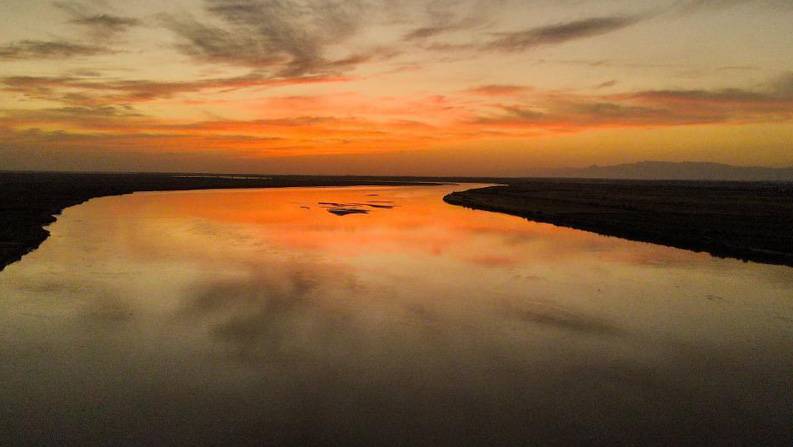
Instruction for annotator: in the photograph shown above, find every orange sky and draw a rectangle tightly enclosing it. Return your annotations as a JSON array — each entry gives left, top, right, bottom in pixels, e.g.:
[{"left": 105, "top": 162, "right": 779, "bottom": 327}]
[{"left": 1, "top": 0, "right": 792, "bottom": 175}]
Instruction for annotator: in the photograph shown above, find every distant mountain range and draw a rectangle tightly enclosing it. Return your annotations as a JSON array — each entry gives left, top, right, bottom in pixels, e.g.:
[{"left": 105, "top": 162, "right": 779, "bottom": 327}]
[{"left": 550, "top": 161, "right": 793, "bottom": 181}]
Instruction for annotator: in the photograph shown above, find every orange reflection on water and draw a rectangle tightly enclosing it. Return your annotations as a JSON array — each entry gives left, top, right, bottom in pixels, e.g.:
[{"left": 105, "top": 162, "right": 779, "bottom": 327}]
[{"left": 96, "top": 184, "right": 713, "bottom": 269}]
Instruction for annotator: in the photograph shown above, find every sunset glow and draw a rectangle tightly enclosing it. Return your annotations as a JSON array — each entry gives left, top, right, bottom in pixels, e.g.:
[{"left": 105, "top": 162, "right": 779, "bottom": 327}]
[{"left": 1, "top": 0, "right": 792, "bottom": 174}]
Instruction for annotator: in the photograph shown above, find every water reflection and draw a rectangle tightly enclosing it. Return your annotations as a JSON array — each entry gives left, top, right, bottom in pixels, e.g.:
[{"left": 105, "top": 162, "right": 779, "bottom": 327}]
[{"left": 1, "top": 185, "right": 791, "bottom": 445}]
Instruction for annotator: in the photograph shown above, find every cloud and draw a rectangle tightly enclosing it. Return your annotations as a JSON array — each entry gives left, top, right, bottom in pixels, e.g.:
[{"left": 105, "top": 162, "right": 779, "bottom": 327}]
[
  {"left": 472, "top": 101, "right": 723, "bottom": 132},
  {"left": 141, "top": 3, "right": 646, "bottom": 77},
  {"left": 0, "top": 72, "right": 349, "bottom": 105},
  {"left": 0, "top": 39, "right": 110, "bottom": 60},
  {"left": 570, "top": 101, "right": 706, "bottom": 124},
  {"left": 630, "top": 89, "right": 776, "bottom": 103},
  {"left": 401, "top": 0, "right": 501, "bottom": 41},
  {"left": 0, "top": 3, "right": 132, "bottom": 60},
  {"left": 71, "top": 14, "right": 139, "bottom": 29},
  {"left": 403, "top": 25, "right": 459, "bottom": 41},
  {"left": 70, "top": 14, "right": 141, "bottom": 38},
  {"left": 625, "top": 73, "right": 793, "bottom": 110},
  {"left": 402, "top": 17, "right": 484, "bottom": 42},
  {"left": 673, "top": 0, "right": 793, "bottom": 14},
  {"left": 0, "top": 125, "right": 289, "bottom": 158},
  {"left": 323, "top": 47, "right": 402, "bottom": 70},
  {"left": 594, "top": 80, "right": 618, "bottom": 89},
  {"left": 162, "top": 0, "right": 378, "bottom": 77},
  {"left": 0, "top": 105, "right": 144, "bottom": 129},
  {"left": 53, "top": 1, "right": 141, "bottom": 39},
  {"left": 474, "top": 74, "right": 793, "bottom": 131},
  {"left": 475, "top": 105, "right": 550, "bottom": 126},
  {"left": 465, "top": 84, "right": 530, "bottom": 97},
  {"left": 485, "top": 15, "right": 642, "bottom": 52}
]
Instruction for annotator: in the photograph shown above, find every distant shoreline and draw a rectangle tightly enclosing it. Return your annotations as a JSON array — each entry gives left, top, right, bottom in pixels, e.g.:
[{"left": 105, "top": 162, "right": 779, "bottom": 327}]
[
  {"left": 0, "top": 172, "right": 442, "bottom": 272},
  {"left": 444, "top": 180, "right": 793, "bottom": 268}
]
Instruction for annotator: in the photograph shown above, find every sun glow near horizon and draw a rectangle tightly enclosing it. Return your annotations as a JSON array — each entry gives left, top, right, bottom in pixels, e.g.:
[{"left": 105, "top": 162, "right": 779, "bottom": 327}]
[{"left": 1, "top": 0, "right": 792, "bottom": 175}]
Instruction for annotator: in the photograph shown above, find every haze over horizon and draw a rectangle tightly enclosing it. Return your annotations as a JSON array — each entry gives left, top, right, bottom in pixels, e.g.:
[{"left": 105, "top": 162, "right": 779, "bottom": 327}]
[{"left": 1, "top": 0, "right": 792, "bottom": 176}]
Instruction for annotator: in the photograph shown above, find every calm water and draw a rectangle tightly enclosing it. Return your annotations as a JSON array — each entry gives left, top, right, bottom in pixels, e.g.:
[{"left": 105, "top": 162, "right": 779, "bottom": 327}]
[{"left": 1, "top": 185, "right": 792, "bottom": 445}]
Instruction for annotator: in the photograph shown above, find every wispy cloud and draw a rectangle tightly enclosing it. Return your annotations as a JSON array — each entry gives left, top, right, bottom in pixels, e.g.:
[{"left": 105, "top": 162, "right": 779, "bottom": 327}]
[
  {"left": 162, "top": 4, "right": 651, "bottom": 76},
  {"left": 594, "top": 80, "right": 618, "bottom": 89},
  {"left": 484, "top": 15, "right": 643, "bottom": 52},
  {"left": 0, "top": 39, "right": 110, "bottom": 60},
  {"left": 625, "top": 72, "right": 793, "bottom": 107},
  {"left": 401, "top": 0, "right": 501, "bottom": 42},
  {"left": 70, "top": 14, "right": 139, "bottom": 29},
  {"left": 465, "top": 85, "right": 530, "bottom": 97},
  {"left": 162, "top": 0, "right": 380, "bottom": 77},
  {"left": 0, "top": 72, "right": 349, "bottom": 105},
  {"left": 406, "top": 13, "right": 647, "bottom": 56},
  {"left": 54, "top": 1, "right": 141, "bottom": 39},
  {"left": 402, "top": 16, "right": 485, "bottom": 42},
  {"left": 403, "top": 24, "right": 462, "bottom": 41},
  {"left": 673, "top": 0, "right": 793, "bottom": 14},
  {"left": 0, "top": 2, "right": 135, "bottom": 60},
  {"left": 474, "top": 73, "right": 793, "bottom": 130},
  {"left": 70, "top": 14, "right": 141, "bottom": 39}
]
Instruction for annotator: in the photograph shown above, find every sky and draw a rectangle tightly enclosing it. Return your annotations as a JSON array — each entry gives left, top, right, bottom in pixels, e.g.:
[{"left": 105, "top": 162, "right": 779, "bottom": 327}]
[{"left": 0, "top": 0, "right": 792, "bottom": 175}]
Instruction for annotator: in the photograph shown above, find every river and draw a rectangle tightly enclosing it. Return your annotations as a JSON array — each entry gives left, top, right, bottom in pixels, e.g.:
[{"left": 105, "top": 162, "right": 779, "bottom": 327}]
[{"left": 1, "top": 184, "right": 791, "bottom": 445}]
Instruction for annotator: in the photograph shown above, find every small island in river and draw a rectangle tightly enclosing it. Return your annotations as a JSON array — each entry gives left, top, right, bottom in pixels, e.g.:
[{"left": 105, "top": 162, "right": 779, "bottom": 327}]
[{"left": 444, "top": 179, "right": 793, "bottom": 267}]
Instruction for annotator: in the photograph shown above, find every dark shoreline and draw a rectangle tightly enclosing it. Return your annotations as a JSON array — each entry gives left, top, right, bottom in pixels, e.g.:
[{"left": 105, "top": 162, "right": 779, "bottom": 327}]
[
  {"left": 444, "top": 180, "right": 793, "bottom": 267},
  {"left": 0, "top": 172, "right": 443, "bottom": 272}
]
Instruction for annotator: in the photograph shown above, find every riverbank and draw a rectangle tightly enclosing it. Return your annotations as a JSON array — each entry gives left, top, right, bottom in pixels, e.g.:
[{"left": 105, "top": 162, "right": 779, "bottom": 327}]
[
  {"left": 0, "top": 171, "right": 441, "bottom": 271},
  {"left": 444, "top": 180, "right": 793, "bottom": 267}
]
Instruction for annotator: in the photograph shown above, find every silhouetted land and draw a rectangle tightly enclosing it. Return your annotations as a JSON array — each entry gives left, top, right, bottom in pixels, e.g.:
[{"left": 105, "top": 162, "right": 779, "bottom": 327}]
[
  {"left": 445, "top": 180, "right": 793, "bottom": 267},
  {"left": 0, "top": 171, "right": 441, "bottom": 271},
  {"left": 550, "top": 161, "right": 793, "bottom": 181}
]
